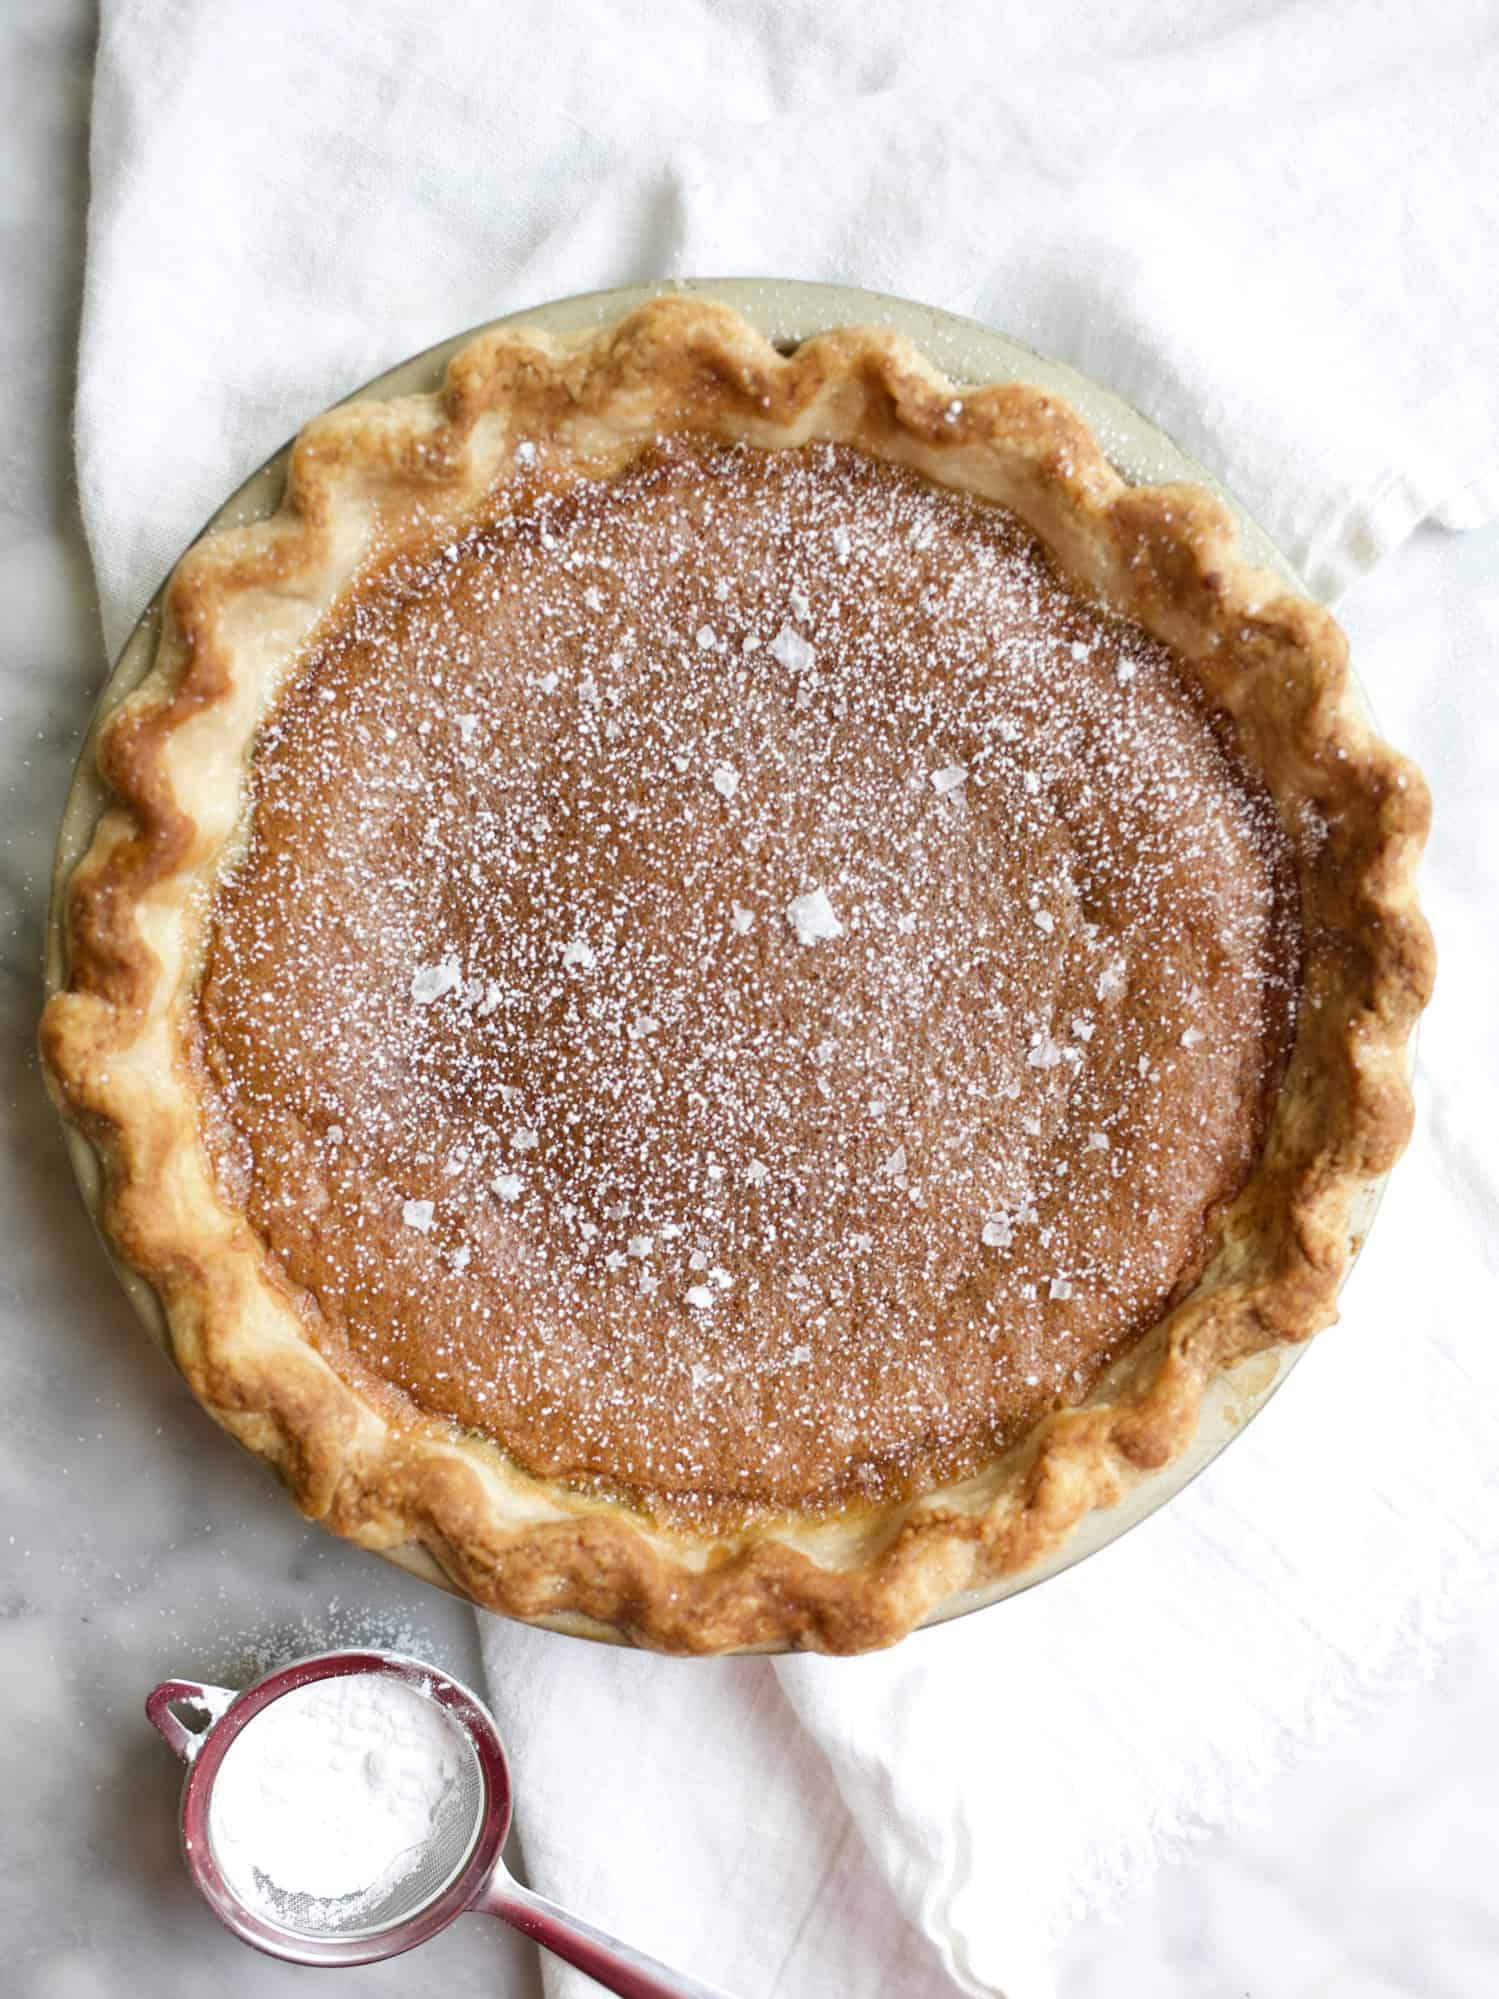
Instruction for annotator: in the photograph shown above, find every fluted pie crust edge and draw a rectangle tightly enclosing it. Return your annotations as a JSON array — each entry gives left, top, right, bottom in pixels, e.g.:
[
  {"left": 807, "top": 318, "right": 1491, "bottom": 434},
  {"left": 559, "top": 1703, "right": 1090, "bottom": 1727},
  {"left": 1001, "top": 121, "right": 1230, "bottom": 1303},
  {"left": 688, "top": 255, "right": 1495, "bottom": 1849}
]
[{"left": 40, "top": 298, "right": 1433, "bottom": 1654}]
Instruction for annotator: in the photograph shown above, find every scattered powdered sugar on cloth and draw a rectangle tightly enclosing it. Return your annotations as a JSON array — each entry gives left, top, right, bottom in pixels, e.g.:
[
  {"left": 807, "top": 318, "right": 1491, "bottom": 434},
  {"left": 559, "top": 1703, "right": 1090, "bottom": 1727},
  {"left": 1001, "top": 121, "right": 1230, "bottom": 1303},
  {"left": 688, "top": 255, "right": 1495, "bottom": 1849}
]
[{"left": 209, "top": 1674, "right": 465, "bottom": 1924}]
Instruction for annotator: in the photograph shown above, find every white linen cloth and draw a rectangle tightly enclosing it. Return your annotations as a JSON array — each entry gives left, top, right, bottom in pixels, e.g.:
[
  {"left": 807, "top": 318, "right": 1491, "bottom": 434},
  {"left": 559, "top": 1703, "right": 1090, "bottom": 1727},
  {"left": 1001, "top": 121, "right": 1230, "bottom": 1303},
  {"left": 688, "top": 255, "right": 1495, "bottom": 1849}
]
[{"left": 78, "top": 4, "right": 1499, "bottom": 1993}]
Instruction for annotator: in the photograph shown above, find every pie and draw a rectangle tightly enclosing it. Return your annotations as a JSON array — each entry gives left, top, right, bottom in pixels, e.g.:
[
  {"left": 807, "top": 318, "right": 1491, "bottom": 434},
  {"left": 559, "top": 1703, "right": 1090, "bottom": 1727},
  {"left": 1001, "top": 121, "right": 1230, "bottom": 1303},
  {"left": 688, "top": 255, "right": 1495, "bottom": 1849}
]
[{"left": 41, "top": 298, "right": 1433, "bottom": 1654}]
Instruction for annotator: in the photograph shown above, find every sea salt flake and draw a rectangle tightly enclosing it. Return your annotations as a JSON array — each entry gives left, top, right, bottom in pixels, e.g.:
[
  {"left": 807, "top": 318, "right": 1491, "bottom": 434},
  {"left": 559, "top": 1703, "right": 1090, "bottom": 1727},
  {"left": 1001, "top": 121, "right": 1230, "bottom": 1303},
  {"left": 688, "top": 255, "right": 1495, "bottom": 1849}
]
[
  {"left": 536, "top": 671, "right": 560, "bottom": 695},
  {"left": 401, "top": 1199, "right": 434, "bottom": 1233},
  {"left": 710, "top": 1265, "right": 733, "bottom": 1289},
  {"left": 456, "top": 713, "right": 479, "bottom": 744},
  {"left": 1049, "top": 1277, "right": 1075, "bottom": 1301},
  {"left": 789, "top": 1343, "right": 812, "bottom": 1365},
  {"left": 605, "top": 1251, "right": 627, "bottom": 1271},
  {"left": 491, "top": 1174, "right": 523, "bottom": 1202},
  {"left": 745, "top": 1160, "right": 769, "bottom": 1187},
  {"left": 410, "top": 959, "right": 462, "bottom": 1005},
  {"left": 689, "top": 1250, "right": 709, "bottom": 1271},
  {"left": 583, "top": 586, "right": 605, "bottom": 612},
  {"left": 832, "top": 525, "right": 852, "bottom": 561},
  {"left": 514, "top": 439, "right": 537, "bottom": 466},
  {"left": 850, "top": 1232, "right": 874, "bottom": 1254},
  {"left": 690, "top": 1360, "right": 712, "bottom": 1386},
  {"left": 881, "top": 1145, "right": 908, "bottom": 1182},
  {"left": 731, "top": 902, "right": 754, "bottom": 935},
  {"left": 1069, "top": 641, "right": 1091, "bottom": 662},
  {"left": 449, "top": 1245, "right": 472, "bottom": 1273},
  {"left": 786, "top": 887, "right": 843, "bottom": 946},
  {"left": 1072, "top": 1017, "right": 1095, "bottom": 1041},
  {"left": 628, "top": 1014, "right": 659, "bottom": 1040},
  {"left": 929, "top": 764, "right": 968, "bottom": 795},
  {"left": 982, "top": 1214, "right": 1013, "bottom": 1249},
  {"left": 1026, "top": 1036, "right": 1062, "bottom": 1070},
  {"left": 639, "top": 1271, "right": 661, "bottom": 1296},
  {"left": 896, "top": 912, "right": 917, "bottom": 936},
  {"left": 711, "top": 764, "right": 740, "bottom": 798},
  {"left": 769, "top": 623, "right": 815, "bottom": 674},
  {"left": 789, "top": 587, "right": 811, "bottom": 621},
  {"left": 1180, "top": 1026, "right": 1206, "bottom": 1048},
  {"left": 325, "top": 1124, "right": 344, "bottom": 1146},
  {"left": 1033, "top": 909, "right": 1056, "bottom": 935},
  {"left": 1097, "top": 959, "right": 1127, "bottom": 1001},
  {"left": 695, "top": 624, "right": 718, "bottom": 650},
  {"left": 1023, "top": 770, "right": 1042, "bottom": 796},
  {"left": 686, "top": 1286, "right": 715, "bottom": 1310},
  {"left": 1087, "top": 1131, "right": 1110, "bottom": 1151},
  {"left": 561, "top": 939, "right": 597, "bottom": 971},
  {"left": 628, "top": 1235, "right": 655, "bottom": 1260},
  {"left": 512, "top": 1127, "right": 540, "bottom": 1152},
  {"left": 1117, "top": 660, "right": 1138, "bottom": 686}
]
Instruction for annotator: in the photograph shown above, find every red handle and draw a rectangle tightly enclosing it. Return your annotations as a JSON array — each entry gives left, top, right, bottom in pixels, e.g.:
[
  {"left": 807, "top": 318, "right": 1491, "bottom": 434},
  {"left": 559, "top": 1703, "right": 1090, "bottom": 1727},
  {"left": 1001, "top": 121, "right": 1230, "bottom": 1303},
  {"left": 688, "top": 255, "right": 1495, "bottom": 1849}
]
[{"left": 477, "top": 1867, "right": 734, "bottom": 1999}]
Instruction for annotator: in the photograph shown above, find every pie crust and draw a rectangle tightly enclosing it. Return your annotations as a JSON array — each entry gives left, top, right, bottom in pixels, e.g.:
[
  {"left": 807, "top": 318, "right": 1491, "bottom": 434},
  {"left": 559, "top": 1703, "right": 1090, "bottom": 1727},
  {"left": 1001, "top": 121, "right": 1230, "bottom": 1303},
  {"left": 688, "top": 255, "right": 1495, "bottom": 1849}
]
[{"left": 41, "top": 298, "right": 1433, "bottom": 1654}]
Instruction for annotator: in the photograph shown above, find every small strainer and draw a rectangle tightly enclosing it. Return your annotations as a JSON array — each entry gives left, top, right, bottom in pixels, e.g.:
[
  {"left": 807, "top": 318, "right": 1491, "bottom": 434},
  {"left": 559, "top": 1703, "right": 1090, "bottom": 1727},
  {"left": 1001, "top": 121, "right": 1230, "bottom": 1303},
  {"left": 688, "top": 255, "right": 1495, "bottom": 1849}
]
[{"left": 148, "top": 1649, "right": 731, "bottom": 1996}]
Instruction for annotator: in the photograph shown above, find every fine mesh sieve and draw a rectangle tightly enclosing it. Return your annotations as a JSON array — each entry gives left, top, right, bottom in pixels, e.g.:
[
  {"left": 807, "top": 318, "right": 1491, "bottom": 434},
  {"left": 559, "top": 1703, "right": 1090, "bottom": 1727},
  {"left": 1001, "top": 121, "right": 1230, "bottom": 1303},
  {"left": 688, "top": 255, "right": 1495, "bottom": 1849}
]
[{"left": 149, "top": 1650, "right": 732, "bottom": 1995}]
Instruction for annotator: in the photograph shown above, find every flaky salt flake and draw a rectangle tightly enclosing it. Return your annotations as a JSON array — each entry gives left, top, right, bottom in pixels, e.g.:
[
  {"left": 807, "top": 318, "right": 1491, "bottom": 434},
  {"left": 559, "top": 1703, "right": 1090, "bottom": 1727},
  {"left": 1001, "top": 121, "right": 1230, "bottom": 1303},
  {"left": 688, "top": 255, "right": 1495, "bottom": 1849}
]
[
  {"left": 711, "top": 764, "right": 740, "bottom": 799},
  {"left": 1049, "top": 1277, "right": 1075, "bottom": 1301},
  {"left": 789, "top": 587, "right": 811, "bottom": 622},
  {"left": 690, "top": 1360, "right": 712, "bottom": 1386},
  {"left": 1087, "top": 1131, "right": 1110, "bottom": 1151},
  {"left": 511, "top": 1127, "right": 539, "bottom": 1152},
  {"left": 455, "top": 713, "right": 479, "bottom": 744},
  {"left": 785, "top": 887, "right": 843, "bottom": 946},
  {"left": 1069, "top": 641, "right": 1091, "bottom": 663},
  {"left": 628, "top": 1235, "right": 655, "bottom": 1260},
  {"left": 1022, "top": 1115, "right": 1043, "bottom": 1137},
  {"left": 745, "top": 1159, "right": 769, "bottom": 1187},
  {"left": 1026, "top": 1036, "right": 1062, "bottom": 1070},
  {"left": 695, "top": 624, "right": 718, "bottom": 651},
  {"left": 443, "top": 1151, "right": 469, "bottom": 1177},
  {"left": 536, "top": 671, "right": 560, "bottom": 695},
  {"left": 688, "top": 1249, "right": 709, "bottom": 1271},
  {"left": 605, "top": 1251, "right": 627, "bottom": 1271},
  {"left": 981, "top": 1214, "right": 1013, "bottom": 1249},
  {"left": 769, "top": 622, "right": 815, "bottom": 674},
  {"left": 881, "top": 1145, "right": 908, "bottom": 1182},
  {"left": 710, "top": 1265, "right": 733, "bottom": 1290},
  {"left": 1033, "top": 910, "right": 1056, "bottom": 935},
  {"left": 831, "top": 525, "right": 852, "bottom": 561},
  {"left": 1072, "top": 1017, "right": 1095, "bottom": 1042},
  {"left": 1117, "top": 660, "right": 1138, "bottom": 686},
  {"left": 850, "top": 1232, "right": 874, "bottom": 1254},
  {"left": 325, "top": 1124, "right": 344, "bottom": 1146},
  {"left": 561, "top": 939, "right": 597, "bottom": 972},
  {"left": 513, "top": 439, "right": 538, "bottom": 466},
  {"left": 706, "top": 1163, "right": 726, "bottom": 1182},
  {"left": 450, "top": 1246, "right": 471, "bottom": 1273},
  {"left": 789, "top": 1343, "right": 812, "bottom": 1365},
  {"left": 929, "top": 764, "right": 968, "bottom": 795},
  {"left": 582, "top": 585, "right": 605, "bottom": 612},
  {"left": 1180, "top": 1026, "right": 1206, "bottom": 1048},
  {"left": 731, "top": 902, "right": 754, "bottom": 935},
  {"left": 410, "top": 959, "right": 462, "bottom": 1005},
  {"left": 491, "top": 1173, "right": 523, "bottom": 1202},
  {"left": 1097, "top": 959, "right": 1127, "bottom": 1001},
  {"left": 896, "top": 912, "right": 917, "bottom": 936},
  {"left": 686, "top": 1285, "right": 715, "bottom": 1310},
  {"left": 627, "top": 1013, "right": 659, "bottom": 1041},
  {"left": 401, "top": 1199, "right": 434, "bottom": 1233},
  {"left": 638, "top": 1271, "right": 661, "bottom": 1296}
]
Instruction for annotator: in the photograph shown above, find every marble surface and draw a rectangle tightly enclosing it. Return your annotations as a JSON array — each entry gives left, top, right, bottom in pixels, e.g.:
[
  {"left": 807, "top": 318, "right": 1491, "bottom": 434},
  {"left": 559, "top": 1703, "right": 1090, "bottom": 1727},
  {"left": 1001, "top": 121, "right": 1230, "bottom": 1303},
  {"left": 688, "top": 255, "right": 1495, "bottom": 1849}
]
[{"left": 1, "top": 8, "right": 1494, "bottom": 1996}]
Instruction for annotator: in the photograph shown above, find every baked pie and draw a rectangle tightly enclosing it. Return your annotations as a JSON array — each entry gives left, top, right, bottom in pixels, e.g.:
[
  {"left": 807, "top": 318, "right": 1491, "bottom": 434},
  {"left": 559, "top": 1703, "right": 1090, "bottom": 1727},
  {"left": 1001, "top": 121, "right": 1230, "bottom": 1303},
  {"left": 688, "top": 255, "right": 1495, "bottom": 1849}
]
[{"left": 42, "top": 298, "right": 1432, "bottom": 1652}]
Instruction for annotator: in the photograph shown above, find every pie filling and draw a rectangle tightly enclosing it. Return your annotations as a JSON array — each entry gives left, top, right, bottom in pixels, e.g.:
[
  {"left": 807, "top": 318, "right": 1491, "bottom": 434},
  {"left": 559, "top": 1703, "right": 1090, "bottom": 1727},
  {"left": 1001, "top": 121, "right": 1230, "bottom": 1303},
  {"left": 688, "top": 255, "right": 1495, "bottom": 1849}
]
[{"left": 195, "top": 440, "right": 1300, "bottom": 1526}]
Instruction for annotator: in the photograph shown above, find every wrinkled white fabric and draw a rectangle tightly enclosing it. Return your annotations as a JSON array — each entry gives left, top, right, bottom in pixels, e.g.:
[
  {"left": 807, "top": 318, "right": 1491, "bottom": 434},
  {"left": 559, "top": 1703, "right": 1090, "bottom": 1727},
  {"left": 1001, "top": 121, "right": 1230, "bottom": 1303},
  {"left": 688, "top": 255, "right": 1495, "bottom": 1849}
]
[{"left": 79, "top": 4, "right": 1499, "bottom": 1993}]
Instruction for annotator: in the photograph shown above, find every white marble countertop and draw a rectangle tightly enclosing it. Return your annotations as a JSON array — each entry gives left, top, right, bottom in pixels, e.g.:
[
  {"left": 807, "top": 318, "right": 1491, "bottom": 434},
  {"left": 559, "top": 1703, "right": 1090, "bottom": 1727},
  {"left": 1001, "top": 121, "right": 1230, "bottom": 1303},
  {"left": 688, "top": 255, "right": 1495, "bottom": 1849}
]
[{"left": 2, "top": 9, "right": 1495, "bottom": 1997}]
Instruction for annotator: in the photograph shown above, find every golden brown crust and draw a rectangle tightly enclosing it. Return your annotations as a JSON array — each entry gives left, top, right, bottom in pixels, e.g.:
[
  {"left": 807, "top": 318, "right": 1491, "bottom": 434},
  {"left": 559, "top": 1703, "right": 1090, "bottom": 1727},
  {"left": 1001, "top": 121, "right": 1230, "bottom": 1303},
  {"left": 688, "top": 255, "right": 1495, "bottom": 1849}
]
[{"left": 40, "top": 298, "right": 1433, "bottom": 1654}]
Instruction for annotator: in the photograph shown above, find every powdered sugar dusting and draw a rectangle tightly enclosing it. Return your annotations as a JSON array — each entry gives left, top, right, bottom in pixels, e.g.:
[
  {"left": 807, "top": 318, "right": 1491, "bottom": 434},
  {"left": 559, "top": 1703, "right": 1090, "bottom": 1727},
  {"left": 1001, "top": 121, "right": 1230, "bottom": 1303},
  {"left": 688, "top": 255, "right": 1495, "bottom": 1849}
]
[{"left": 198, "top": 439, "right": 1299, "bottom": 1524}]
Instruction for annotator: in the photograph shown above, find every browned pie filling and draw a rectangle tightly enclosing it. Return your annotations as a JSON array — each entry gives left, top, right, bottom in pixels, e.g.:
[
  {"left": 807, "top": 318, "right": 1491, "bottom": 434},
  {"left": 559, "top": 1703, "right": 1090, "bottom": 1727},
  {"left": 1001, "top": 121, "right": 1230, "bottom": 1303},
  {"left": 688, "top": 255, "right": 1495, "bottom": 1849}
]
[{"left": 195, "top": 440, "right": 1299, "bottom": 1527}]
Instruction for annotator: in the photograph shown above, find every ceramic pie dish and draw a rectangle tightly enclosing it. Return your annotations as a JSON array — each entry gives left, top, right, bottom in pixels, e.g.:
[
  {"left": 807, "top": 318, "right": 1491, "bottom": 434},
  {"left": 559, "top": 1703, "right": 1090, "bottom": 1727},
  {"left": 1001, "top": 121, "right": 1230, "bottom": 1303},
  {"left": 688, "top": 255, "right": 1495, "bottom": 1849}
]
[{"left": 41, "top": 281, "right": 1432, "bottom": 1654}]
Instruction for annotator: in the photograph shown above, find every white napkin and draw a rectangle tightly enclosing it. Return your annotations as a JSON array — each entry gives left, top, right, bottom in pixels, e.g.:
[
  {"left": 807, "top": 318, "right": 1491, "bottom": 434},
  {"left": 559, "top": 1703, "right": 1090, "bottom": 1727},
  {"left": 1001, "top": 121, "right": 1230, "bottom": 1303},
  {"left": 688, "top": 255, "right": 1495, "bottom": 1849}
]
[{"left": 78, "top": 4, "right": 1499, "bottom": 1995}]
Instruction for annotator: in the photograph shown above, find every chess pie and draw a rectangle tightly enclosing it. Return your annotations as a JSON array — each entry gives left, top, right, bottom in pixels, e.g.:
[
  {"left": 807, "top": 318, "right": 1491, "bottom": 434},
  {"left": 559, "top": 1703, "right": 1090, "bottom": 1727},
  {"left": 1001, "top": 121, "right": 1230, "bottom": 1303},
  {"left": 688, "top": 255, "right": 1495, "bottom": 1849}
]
[{"left": 42, "top": 299, "right": 1432, "bottom": 1652}]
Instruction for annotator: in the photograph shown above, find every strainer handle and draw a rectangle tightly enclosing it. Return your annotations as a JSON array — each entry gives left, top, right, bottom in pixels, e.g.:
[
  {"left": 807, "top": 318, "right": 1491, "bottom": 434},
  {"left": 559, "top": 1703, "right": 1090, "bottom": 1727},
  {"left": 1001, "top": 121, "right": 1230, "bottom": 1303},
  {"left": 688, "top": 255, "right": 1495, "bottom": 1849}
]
[{"left": 478, "top": 1869, "right": 734, "bottom": 1999}]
